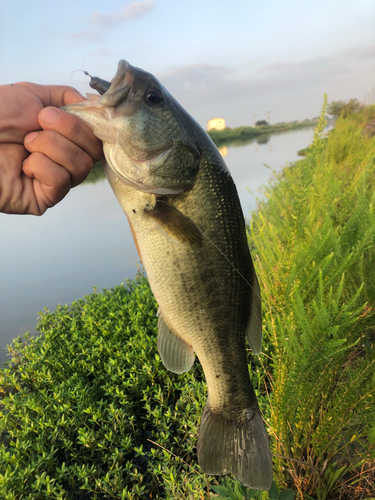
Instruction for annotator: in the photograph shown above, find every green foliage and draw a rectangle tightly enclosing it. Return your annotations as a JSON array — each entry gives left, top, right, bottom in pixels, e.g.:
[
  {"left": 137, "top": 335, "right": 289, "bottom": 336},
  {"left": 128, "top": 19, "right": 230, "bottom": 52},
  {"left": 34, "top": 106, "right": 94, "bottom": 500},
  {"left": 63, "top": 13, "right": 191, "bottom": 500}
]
[
  {"left": 255, "top": 121, "right": 269, "bottom": 127},
  {"left": 249, "top": 96, "right": 375, "bottom": 498},
  {"left": 84, "top": 160, "right": 107, "bottom": 184},
  {"left": 0, "top": 274, "right": 272, "bottom": 499},
  {"left": 0, "top": 275, "right": 213, "bottom": 498},
  {"left": 211, "top": 478, "right": 295, "bottom": 500},
  {"left": 327, "top": 98, "right": 363, "bottom": 118}
]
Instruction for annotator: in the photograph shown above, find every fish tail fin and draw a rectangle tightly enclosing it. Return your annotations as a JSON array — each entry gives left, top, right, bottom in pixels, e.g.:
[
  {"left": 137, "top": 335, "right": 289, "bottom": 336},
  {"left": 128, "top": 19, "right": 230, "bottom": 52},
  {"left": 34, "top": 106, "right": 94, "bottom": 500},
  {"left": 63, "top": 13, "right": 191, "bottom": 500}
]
[{"left": 197, "top": 403, "right": 272, "bottom": 490}]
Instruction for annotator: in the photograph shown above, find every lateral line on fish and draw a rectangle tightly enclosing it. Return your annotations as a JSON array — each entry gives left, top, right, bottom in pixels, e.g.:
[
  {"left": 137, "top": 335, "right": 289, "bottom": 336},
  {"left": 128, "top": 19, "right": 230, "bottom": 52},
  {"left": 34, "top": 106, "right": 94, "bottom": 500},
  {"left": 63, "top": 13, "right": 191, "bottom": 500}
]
[{"left": 165, "top": 195, "right": 262, "bottom": 301}]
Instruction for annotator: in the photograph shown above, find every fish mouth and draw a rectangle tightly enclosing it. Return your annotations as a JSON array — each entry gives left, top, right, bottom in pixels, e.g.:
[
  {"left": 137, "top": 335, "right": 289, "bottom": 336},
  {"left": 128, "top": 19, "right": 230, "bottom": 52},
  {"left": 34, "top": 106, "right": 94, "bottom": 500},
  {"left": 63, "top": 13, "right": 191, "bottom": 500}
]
[
  {"left": 62, "top": 60, "right": 134, "bottom": 142},
  {"left": 64, "top": 60, "right": 133, "bottom": 113},
  {"left": 98, "top": 59, "right": 133, "bottom": 107}
]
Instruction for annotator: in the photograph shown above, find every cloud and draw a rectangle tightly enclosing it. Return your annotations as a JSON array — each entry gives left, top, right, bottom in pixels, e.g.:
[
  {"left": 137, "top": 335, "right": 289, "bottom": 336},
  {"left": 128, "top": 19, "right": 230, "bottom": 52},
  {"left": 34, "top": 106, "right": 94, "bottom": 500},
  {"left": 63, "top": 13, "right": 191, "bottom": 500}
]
[
  {"left": 71, "top": 2, "right": 154, "bottom": 42},
  {"left": 72, "top": 29, "right": 104, "bottom": 42},
  {"left": 90, "top": 48, "right": 114, "bottom": 58},
  {"left": 343, "top": 45, "right": 375, "bottom": 61},
  {"left": 259, "top": 45, "right": 375, "bottom": 84},
  {"left": 90, "top": 1, "right": 155, "bottom": 27},
  {"left": 156, "top": 45, "right": 374, "bottom": 127},
  {"left": 159, "top": 64, "right": 230, "bottom": 90}
]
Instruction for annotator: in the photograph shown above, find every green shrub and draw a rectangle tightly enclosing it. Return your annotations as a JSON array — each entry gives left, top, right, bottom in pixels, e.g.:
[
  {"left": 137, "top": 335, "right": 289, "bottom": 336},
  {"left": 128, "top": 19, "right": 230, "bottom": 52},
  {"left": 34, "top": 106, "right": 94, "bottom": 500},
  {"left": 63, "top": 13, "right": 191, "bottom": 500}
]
[
  {"left": 249, "top": 97, "right": 375, "bottom": 499},
  {"left": 0, "top": 276, "right": 209, "bottom": 498},
  {"left": 0, "top": 274, "right": 270, "bottom": 499},
  {"left": 327, "top": 99, "right": 363, "bottom": 118}
]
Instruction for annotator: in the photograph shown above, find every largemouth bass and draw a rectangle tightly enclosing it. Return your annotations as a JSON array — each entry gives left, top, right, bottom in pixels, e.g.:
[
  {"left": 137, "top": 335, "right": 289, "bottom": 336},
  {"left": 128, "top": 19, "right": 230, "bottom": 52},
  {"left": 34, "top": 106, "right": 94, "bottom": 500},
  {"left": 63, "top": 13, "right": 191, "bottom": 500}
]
[{"left": 64, "top": 60, "right": 272, "bottom": 489}]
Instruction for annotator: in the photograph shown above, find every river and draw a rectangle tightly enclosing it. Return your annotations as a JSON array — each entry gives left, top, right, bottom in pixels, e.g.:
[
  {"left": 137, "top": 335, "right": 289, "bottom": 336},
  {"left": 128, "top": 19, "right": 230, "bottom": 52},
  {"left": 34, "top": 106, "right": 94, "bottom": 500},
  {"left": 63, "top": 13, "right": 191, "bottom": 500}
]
[{"left": 0, "top": 125, "right": 330, "bottom": 366}]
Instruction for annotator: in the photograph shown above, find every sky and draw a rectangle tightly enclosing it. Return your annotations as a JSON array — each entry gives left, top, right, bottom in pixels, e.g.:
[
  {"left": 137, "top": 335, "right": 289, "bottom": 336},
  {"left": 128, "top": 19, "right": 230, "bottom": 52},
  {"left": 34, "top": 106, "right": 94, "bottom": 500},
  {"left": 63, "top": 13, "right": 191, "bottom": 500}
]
[{"left": 0, "top": 0, "right": 374, "bottom": 128}]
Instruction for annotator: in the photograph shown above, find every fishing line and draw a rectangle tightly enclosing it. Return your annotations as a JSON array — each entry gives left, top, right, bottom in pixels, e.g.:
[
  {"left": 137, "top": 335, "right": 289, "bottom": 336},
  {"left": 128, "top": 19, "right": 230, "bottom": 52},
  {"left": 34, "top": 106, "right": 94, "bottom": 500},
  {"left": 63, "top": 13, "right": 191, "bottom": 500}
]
[
  {"left": 164, "top": 193, "right": 261, "bottom": 301},
  {"left": 69, "top": 68, "right": 87, "bottom": 84}
]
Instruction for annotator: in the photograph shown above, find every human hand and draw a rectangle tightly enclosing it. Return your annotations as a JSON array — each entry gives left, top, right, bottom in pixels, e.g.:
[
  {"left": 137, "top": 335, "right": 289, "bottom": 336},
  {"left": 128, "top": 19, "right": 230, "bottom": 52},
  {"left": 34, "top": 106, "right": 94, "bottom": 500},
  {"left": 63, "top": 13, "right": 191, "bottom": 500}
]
[{"left": 0, "top": 82, "right": 103, "bottom": 215}]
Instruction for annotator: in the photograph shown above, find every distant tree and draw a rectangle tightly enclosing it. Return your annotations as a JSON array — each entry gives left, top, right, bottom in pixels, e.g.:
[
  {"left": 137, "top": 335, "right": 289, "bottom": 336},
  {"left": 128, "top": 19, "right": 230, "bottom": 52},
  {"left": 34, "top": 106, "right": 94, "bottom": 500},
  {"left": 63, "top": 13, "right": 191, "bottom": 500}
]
[
  {"left": 327, "top": 98, "right": 363, "bottom": 118},
  {"left": 255, "top": 120, "right": 269, "bottom": 126}
]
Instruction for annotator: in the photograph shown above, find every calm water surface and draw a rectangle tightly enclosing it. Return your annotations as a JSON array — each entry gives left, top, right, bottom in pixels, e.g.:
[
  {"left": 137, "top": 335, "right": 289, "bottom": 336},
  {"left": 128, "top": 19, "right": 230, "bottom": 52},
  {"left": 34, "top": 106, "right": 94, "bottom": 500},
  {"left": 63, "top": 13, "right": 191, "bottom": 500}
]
[{"left": 0, "top": 126, "right": 329, "bottom": 366}]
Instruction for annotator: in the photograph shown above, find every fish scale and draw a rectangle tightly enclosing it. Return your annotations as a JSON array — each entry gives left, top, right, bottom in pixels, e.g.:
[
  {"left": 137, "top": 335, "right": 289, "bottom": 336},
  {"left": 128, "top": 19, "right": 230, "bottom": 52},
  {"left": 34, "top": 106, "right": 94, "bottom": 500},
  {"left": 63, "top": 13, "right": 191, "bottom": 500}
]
[{"left": 64, "top": 59, "right": 272, "bottom": 490}]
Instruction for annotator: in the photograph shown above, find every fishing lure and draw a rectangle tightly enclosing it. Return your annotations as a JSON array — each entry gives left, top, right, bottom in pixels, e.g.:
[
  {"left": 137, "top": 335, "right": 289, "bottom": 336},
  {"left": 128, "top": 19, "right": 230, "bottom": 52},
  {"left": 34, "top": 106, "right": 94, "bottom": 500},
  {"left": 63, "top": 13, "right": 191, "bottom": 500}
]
[{"left": 83, "top": 71, "right": 111, "bottom": 95}]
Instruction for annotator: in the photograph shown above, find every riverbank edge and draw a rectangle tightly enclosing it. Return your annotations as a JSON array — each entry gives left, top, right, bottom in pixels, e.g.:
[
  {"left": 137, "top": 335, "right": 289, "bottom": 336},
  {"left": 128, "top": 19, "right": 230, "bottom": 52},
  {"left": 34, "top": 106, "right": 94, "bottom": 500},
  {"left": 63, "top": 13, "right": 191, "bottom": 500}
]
[{"left": 207, "top": 119, "right": 332, "bottom": 147}]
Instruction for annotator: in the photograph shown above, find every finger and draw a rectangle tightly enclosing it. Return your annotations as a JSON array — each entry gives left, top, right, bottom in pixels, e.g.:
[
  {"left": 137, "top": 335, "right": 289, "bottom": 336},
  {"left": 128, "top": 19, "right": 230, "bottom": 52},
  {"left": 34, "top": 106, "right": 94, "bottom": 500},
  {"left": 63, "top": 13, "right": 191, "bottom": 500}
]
[
  {"left": 0, "top": 144, "right": 29, "bottom": 214},
  {"left": 38, "top": 107, "right": 103, "bottom": 163},
  {"left": 22, "top": 151, "right": 72, "bottom": 208},
  {"left": 15, "top": 82, "right": 87, "bottom": 107},
  {"left": 46, "top": 85, "right": 88, "bottom": 106},
  {"left": 24, "top": 129, "right": 93, "bottom": 187}
]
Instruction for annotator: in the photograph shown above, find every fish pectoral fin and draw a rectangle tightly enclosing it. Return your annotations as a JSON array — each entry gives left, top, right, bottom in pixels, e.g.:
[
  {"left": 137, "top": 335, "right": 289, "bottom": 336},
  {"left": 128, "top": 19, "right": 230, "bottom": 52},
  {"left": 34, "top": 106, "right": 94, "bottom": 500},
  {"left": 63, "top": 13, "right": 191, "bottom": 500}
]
[
  {"left": 145, "top": 199, "right": 203, "bottom": 247},
  {"left": 157, "top": 309, "right": 195, "bottom": 374},
  {"left": 245, "top": 271, "right": 263, "bottom": 354}
]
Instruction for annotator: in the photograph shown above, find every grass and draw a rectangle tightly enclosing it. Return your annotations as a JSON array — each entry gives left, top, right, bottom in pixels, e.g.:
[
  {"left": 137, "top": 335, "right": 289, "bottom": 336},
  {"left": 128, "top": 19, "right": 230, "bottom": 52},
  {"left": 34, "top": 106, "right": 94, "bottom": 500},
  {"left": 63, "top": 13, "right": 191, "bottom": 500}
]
[
  {"left": 249, "top": 99, "right": 375, "bottom": 499},
  {"left": 1, "top": 101, "right": 375, "bottom": 499}
]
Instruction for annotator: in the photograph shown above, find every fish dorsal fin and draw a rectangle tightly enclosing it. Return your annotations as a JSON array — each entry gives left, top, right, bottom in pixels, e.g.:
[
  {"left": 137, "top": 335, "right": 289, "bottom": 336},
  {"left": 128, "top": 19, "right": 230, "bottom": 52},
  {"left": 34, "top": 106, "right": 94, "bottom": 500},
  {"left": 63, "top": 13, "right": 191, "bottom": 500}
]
[
  {"left": 145, "top": 199, "right": 203, "bottom": 247},
  {"left": 246, "top": 272, "right": 263, "bottom": 354},
  {"left": 157, "top": 309, "right": 195, "bottom": 374}
]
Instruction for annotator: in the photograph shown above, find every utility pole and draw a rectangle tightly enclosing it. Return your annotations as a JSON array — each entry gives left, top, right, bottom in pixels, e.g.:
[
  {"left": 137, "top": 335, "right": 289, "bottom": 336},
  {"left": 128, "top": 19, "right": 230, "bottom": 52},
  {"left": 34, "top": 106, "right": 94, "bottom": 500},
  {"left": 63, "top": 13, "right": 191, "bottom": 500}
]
[{"left": 267, "top": 111, "right": 270, "bottom": 124}]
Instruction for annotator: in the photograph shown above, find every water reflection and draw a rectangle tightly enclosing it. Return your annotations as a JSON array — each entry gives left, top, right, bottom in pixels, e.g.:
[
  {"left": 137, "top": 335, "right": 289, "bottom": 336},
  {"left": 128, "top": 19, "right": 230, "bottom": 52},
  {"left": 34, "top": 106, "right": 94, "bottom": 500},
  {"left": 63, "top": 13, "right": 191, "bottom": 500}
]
[
  {"left": 256, "top": 135, "right": 270, "bottom": 145},
  {"left": 0, "top": 125, "right": 331, "bottom": 366},
  {"left": 218, "top": 146, "right": 228, "bottom": 157}
]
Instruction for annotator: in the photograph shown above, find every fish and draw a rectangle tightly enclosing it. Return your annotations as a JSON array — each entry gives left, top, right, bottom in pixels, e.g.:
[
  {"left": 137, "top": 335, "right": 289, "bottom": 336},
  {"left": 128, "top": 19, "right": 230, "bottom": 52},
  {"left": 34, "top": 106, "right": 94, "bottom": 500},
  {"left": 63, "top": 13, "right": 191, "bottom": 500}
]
[{"left": 64, "top": 59, "right": 272, "bottom": 490}]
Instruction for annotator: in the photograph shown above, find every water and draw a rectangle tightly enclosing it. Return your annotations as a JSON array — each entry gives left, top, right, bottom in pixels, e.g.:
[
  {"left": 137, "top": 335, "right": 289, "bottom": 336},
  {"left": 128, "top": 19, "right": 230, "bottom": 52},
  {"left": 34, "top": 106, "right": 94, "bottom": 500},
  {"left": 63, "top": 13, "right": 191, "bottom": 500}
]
[{"left": 0, "top": 126, "right": 328, "bottom": 366}]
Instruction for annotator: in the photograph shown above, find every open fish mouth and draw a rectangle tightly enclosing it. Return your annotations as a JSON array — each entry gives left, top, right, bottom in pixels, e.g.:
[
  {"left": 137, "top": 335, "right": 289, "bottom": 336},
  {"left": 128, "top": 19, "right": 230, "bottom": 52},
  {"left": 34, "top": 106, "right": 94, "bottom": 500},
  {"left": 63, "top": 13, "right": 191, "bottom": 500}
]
[
  {"left": 65, "top": 60, "right": 133, "bottom": 115},
  {"left": 96, "top": 60, "right": 133, "bottom": 108}
]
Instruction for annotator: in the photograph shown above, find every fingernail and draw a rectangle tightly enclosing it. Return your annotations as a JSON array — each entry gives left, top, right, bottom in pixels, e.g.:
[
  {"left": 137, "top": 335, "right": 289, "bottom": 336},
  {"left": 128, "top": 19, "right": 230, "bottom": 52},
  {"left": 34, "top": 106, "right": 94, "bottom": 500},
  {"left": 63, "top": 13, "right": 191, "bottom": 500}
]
[
  {"left": 41, "top": 107, "right": 59, "bottom": 124},
  {"left": 24, "top": 131, "right": 39, "bottom": 144}
]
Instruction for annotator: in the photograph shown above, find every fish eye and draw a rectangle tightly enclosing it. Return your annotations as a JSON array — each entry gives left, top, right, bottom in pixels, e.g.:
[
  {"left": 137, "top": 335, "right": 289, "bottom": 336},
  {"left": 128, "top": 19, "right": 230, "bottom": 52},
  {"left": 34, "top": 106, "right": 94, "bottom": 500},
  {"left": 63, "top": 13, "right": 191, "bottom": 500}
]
[{"left": 144, "top": 87, "right": 164, "bottom": 105}]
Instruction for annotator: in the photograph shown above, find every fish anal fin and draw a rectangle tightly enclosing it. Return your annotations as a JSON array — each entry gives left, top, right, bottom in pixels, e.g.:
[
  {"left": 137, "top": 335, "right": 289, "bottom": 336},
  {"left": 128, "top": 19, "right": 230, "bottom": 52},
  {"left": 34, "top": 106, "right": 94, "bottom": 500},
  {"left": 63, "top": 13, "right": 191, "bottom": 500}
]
[
  {"left": 246, "top": 272, "right": 263, "bottom": 354},
  {"left": 157, "top": 309, "right": 195, "bottom": 374},
  {"left": 197, "top": 404, "right": 272, "bottom": 490},
  {"left": 145, "top": 199, "right": 203, "bottom": 247}
]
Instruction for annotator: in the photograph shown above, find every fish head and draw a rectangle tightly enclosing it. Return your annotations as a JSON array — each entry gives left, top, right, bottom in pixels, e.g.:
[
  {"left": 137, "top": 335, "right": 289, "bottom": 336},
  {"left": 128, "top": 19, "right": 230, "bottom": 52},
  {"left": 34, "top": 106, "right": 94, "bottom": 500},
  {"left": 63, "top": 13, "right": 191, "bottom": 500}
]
[{"left": 64, "top": 59, "right": 204, "bottom": 194}]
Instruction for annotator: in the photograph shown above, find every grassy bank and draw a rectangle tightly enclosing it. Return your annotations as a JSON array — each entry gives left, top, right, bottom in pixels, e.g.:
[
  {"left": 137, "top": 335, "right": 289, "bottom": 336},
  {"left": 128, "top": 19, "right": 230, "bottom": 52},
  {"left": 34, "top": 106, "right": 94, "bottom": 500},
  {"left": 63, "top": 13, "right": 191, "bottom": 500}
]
[
  {"left": 207, "top": 120, "right": 319, "bottom": 147},
  {"left": 249, "top": 99, "right": 375, "bottom": 499},
  {"left": 1, "top": 101, "right": 375, "bottom": 499}
]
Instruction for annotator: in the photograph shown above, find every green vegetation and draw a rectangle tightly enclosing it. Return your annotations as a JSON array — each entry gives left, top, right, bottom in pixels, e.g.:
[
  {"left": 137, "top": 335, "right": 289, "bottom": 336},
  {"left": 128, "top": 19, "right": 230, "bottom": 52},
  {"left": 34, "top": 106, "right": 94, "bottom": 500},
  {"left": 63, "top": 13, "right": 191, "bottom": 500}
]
[
  {"left": 0, "top": 276, "right": 209, "bottom": 498},
  {"left": 1, "top": 100, "right": 375, "bottom": 499},
  {"left": 84, "top": 160, "right": 107, "bottom": 184},
  {"left": 249, "top": 98, "right": 375, "bottom": 499},
  {"left": 327, "top": 98, "right": 363, "bottom": 118},
  {"left": 207, "top": 120, "right": 318, "bottom": 147}
]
